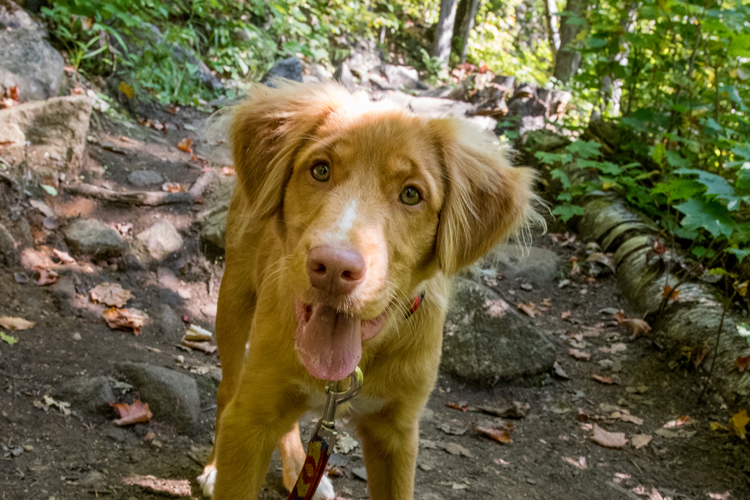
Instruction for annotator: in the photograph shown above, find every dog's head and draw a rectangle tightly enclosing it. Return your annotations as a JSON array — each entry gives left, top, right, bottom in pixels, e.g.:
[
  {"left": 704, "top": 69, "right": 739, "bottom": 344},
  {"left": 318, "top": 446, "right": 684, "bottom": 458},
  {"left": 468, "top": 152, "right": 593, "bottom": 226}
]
[{"left": 230, "top": 82, "right": 536, "bottom": 381}]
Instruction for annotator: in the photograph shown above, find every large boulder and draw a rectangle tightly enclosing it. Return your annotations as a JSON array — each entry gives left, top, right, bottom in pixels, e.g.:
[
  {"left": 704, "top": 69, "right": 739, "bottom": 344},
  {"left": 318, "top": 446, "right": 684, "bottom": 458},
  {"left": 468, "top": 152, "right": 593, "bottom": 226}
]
[
  {"left": 0, "top": 95, "right": 92, "bottom": 176},
  {"left": 0, "top": 0, "right": 43, "bottom": 31},
  {"left": 55, "top": 376, "right": 115, "bottom": 417},
  {"left": 198, "top": 177, "right": 235, "bottom": 252},
  {"left": 114, "top": 362, "right": 201, "bottom": 435},
  {"left": 262, "top": 57, "right": 303, "bottom": 86},
  {"left": 480, "top": 243, "right": 560, "bottom": 284},
  {"left": 64, "top": 219, "right": 125, "bottom": 260},
  {"left": 441, "top": 278, "right": 556, "bottom": 382},
  {"left": 0, "top": 29, "right": 64, "bottom": 101}
]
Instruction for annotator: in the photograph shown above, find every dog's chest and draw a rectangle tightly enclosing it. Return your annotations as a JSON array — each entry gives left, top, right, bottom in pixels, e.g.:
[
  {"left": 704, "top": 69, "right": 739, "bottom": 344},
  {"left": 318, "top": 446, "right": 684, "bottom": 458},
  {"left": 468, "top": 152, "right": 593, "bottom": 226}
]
[{"left": 301, "top": 384, "right": 386, "bottom": 417}]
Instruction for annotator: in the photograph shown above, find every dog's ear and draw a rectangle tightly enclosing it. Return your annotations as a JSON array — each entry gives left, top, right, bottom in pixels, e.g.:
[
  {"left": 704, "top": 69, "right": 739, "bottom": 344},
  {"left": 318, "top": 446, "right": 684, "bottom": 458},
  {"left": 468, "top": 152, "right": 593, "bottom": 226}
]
[
  {"left": 229, "top": 82, "right": 350, "bottom": 222},
  {"left": 429, "top": 118, "right": 538, "bottom": 275}
]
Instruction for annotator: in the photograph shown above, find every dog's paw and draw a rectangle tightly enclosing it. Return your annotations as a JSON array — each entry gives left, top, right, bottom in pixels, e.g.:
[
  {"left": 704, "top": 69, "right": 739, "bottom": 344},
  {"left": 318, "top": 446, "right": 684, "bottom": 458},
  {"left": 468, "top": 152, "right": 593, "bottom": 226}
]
[
  {"left": 196, "top": 466, "right": 217, "bottom": 498},
  {"left": 312, "top": 475, "right": 336, "bottom": 500}
]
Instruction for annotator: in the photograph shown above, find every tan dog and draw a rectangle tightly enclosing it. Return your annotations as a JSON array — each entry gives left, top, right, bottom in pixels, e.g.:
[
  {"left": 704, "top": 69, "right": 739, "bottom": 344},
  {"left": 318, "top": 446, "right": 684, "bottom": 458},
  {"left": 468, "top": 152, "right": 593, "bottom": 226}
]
[{"left": 198, "top": 81, "right": 537, "bottom": 500}]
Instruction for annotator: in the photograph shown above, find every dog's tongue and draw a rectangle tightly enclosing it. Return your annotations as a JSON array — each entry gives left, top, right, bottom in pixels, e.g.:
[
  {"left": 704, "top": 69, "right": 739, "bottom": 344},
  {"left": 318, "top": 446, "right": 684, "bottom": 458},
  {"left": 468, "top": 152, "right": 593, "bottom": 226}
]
[{"left": 296, "top": 304, "right": 361, "bottom": 381}]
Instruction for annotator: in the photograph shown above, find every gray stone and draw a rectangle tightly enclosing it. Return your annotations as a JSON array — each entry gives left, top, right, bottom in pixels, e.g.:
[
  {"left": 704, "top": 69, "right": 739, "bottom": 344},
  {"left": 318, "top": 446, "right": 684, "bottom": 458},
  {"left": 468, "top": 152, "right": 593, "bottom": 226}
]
[
  {"left": 115, "top": 362, "right": 200, "bottom": 435},
  {"left": 262, "top": 57, "right": 303, "bottom": 86},
  {"left": 342, "top": 39, "right": 383, "bottom": 77},
  {"left": 441, "top": 278, "right": 556, "bottom": 382},
  {"left": 382, "top": 64, "right": 419, "bottom": 90},
  {"left": 79, "top": 470, "right": 107, "bottom": 489},
  {"left": 158, "top": 304, "right": 183, "bottom": 338},
  {"left": 481, "top": 243, "right": 560, "bottom": 284},
  {"left": 64, "top": 219, "right": 125, "bottom": 259},
  {"left": 127, "top": 170, "right": 164, "bottom": 187},
  {"left": 334, "top": 62, "right": 357, "bottom": 94},
  {"left": 0, "top": 0, "right": 43, "bottom": 31},
  {"left": 0, "top": 222, "right": 17, "bottom": 266},
  {"left": 0, "top": 95, "right": 92, "bottom": 174},
  {"left": 136, "top": 220, "right": 183, "bottom": 260},
  {"left": 55, "top": 376, "right": 115, "bottom": 416},
  {"left": 198, "top": 177, "right": 235, "bottom": 251},
  {"left": 0, "top": 29, "right": 63, "bottom": 101}
]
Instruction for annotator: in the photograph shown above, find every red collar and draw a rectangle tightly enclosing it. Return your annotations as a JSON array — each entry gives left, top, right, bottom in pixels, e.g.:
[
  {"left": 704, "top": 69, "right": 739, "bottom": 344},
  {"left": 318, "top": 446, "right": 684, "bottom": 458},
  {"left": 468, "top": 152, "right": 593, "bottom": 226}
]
[{"left": 406, "top": 292, "right": 425, "bottom": 318}]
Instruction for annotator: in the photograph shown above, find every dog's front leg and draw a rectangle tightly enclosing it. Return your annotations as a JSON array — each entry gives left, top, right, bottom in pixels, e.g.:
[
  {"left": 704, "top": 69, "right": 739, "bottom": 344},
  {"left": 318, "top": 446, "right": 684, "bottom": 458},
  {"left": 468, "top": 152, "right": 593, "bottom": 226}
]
[
  {"left": 357, "top": 407, "right": 420, "bottom": 500},
  {"left": 212, "top": 378, "right": 305, "bottom": 500}
]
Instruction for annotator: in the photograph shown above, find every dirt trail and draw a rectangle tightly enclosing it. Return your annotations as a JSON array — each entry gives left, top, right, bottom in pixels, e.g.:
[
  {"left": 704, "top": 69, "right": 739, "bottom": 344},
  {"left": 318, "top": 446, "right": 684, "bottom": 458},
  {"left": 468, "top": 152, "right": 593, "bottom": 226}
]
[{"left": 1, "top": 103, "right": 748, "bottom": 500}]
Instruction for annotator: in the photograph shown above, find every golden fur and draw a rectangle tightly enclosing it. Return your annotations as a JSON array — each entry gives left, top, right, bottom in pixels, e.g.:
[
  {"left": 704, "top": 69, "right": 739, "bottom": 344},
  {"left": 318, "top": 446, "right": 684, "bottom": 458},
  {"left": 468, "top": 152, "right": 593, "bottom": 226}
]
[{"left": 199, "top": 81, "right": 537, "bottom": 500}]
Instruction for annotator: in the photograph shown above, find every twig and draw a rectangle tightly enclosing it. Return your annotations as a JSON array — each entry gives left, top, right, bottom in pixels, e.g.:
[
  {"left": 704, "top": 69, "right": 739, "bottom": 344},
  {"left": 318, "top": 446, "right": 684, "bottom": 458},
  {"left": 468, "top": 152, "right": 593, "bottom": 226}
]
[
  {"left": 699, "top": 292, "right": 732, "bottom": 403},
  {"left": 65, "top": 170, "right": 214, "bottom": 206}
]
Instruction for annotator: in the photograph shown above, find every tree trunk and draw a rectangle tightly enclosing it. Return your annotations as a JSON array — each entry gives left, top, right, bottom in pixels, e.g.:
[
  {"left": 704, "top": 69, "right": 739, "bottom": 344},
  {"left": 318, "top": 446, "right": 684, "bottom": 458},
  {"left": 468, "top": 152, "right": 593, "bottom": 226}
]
[
  {"left": 459, "top": 0, "right": 481, "bottom": 64},
  {"left": 433, "top": 0, "right": 458, "bottom": 67},
  {"left": 544, "top": 0, "right": 560, "bottom": 55},
  {"left": 553, "top": 0, "right": 587, "bottom": 83}
]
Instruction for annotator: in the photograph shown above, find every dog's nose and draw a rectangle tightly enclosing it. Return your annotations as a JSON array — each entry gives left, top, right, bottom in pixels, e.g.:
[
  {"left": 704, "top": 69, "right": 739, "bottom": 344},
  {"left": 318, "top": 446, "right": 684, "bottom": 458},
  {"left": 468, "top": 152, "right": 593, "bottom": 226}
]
[{"left": 307, "top": 246, "right": 366, "bottom": 295}]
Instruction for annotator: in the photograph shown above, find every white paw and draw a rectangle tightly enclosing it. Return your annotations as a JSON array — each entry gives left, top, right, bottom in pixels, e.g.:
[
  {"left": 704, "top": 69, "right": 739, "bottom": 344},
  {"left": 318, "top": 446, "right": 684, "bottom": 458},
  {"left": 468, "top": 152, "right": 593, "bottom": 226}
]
[
  {"left": 197, "top": 467, "right": 217, "bottom": 498},
  {"left": 312, "top": 474, "right": 335, "bottom": 500}
]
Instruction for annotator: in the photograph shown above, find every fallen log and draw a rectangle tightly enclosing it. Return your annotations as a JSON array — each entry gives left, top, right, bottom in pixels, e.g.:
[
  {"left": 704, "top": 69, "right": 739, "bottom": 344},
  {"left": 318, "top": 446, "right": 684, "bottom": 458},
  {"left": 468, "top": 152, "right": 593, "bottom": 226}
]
[{"left": 66, "top": 171, "right": 214, "bottom": 207}]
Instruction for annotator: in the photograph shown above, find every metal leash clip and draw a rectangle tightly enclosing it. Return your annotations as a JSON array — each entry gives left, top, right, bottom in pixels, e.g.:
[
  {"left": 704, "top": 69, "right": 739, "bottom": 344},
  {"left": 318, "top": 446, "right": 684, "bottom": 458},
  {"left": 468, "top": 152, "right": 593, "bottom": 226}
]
[{"left": 288, "top": 367, "right": 364, "bottom": 500}]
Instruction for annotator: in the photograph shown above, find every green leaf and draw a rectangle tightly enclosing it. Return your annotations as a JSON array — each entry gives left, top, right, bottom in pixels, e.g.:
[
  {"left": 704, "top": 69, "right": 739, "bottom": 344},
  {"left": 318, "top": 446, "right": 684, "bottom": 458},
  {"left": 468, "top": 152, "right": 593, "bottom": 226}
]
[
  {"left": 665, "top": 151, "right": 689, "bottom": 169},
  {"left": 565, "top": 140, "right": 601, "bottom": 159},
  {"left": 652, "top": 143, "right": 665, "bottom": 166},
  {"left": 728, "top": 247, "right": 750, "bottom": 263},
  {"left": 674, "top": 168, "right": 735, "bottom": 201},
  {"left": 550, "top": 168, "right": 571, "bottom": 189},
  {"left": 0, "top": 332, "right": 17, "bottom": 345},
  {"left": 651, "top": 178, "right": 704, "bottom": 201},
  {"left": 41, "top": 184, "right": 58, "bottom": 197},
  {"left": 553, "top": 204, "right": 585, "bottom": 222},
  {"left": 675, "top": 198, "right": 737, "bottom": 239},
  {"left": 535, "top": 151, "right": 570, "bottom": 165}
]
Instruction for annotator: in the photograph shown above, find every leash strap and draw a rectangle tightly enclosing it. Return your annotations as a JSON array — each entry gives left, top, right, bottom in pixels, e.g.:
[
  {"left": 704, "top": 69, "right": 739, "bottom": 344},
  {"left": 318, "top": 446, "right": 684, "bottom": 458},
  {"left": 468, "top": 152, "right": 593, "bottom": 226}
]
[{"left": 288, "top": 368, "right": 363, "bottom": 500}]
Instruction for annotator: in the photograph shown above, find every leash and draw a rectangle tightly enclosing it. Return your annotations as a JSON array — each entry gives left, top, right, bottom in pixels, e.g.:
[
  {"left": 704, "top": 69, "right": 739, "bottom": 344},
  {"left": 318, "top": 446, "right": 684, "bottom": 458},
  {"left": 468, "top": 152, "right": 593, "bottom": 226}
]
[
  {"left": 288, "top": 368, "right": 363, "bottom": 500},
  {"left": 288, "top": 293, "right": 424, "bottom": 500}
]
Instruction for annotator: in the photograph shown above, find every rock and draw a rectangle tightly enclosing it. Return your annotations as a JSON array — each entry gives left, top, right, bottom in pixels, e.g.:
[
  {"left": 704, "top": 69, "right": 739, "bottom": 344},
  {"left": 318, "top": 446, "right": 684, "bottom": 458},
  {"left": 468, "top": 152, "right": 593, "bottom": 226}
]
[
  {"left": 136, "top": 220, "right": 183, "bottom": 260},
  {"left": 64, "top": 219, "right": 125, "bottom": 260},
  {"left": 481, "top": 243, "right": 560, "bottom": 284},
  {"left": 379, "top": 91, "right": 475, "bottom": 119},
  {"left": 382, "top": 64, "right": 420, "bottom": 90},
  {"left": 79, "top": 470, "right": 107, "bottom": 489},
  {"left": 506, "top": 86, "right": 571, "bottom": 136},
  {"left": 127, "top": 170, "right": 164, "bottom": 187},
  {"left": 55, "top": 376, "right": 115, "bottom": 417},
  {"left": 0, "top": 222, "right": 17, "bottom": 266},
  {"left": 158, "top": 304, "right": 183, "bottom": 338},
  {"left": 334, "top": 62, "right": 357, "bottom": 94},
  {"left": 441, "top": 278, "right": 556, "bottom": 382},
  {"left": 341, "top": 39, "right": 383, "bottom": 77},
  {"left": 0, "top": 0, "right": 43, "bottom": 31},
  {"left": 198, "top": 177, "right": 235, "bottom": 251},
  {"left": 262, "top": 57, "right": 303, "bottom": 86},
  {"left": 115, "top": 362, "right": 200, "bottom": 435},
  {"left": 0, "top": 29, "right": 64, "bottom": 102},
  {"left": 0, "top": 95, "right": 92, "bottom": 174}
]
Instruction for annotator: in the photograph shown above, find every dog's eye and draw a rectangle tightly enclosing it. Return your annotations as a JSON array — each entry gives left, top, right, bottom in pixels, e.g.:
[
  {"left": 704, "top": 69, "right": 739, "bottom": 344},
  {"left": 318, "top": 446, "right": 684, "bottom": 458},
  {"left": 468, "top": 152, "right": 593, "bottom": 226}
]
[
  {"left": 311, "top": 162, "right": 330, "bottom": 182},
  {"left": 399, "top": 186, "right": 422, "bottom": 206}
]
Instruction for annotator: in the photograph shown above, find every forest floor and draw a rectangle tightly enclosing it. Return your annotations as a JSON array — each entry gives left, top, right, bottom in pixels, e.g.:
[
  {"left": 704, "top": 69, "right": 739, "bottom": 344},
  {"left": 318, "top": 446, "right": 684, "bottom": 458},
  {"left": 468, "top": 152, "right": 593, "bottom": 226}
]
[{"left": 1, "top": 99, "right": 749, "bottom": 500}]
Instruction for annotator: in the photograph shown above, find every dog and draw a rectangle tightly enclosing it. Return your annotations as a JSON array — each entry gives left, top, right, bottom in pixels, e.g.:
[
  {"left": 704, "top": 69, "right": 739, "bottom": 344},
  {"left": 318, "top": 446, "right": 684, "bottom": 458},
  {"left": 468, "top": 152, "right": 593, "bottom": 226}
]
[{"left": 197, "top": 81, "right": 537, "bottom": 500}]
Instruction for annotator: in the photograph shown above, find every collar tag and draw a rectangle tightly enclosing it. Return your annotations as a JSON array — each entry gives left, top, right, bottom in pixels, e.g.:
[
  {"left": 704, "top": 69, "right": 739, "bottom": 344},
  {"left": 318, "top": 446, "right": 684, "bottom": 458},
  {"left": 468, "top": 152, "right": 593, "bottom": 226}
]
[{"left": 406, "top": 292, "right": 425, "bottom": 318}]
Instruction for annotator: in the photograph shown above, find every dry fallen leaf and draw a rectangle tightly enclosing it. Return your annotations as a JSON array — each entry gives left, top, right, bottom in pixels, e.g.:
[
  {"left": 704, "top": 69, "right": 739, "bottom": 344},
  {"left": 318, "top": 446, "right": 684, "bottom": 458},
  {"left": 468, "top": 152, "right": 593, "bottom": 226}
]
[
  {"left": 103, "top": 307, "right": 146, "bottom": 335},
  {"left": 591, "top": 374, "right": 615, "bottom": 385},
  {"left": 34, "top": 268, "right": 59, "bottom": 286},
  {"left": 437, "top": 441, "right": 473, "bottom": 457},
  {"left": 222, "top": 166, "right": 236, "bottom": 176},
  {"left": 177, "top": 138, "right": 193, "bottom": 154},
  {"left": 613, "top": 310, "right": 651, "bottom": 338},
  {"left": 162, "top": 182, "right": 186, "bottom": 193},
  {"left": 735, "top": 355, "right": 750, "bottom": 373},
  {"left": 0, "top": 317, "right": 36, "bottom": 330},
  {"left": 612, "top": 411, "right": 644, "bottom": 425},
  {"left": 561, "top": 310, "right": 572, "bottom": 319},
  {"left": 729, "top": 410, "right": 750, "bottom": 440},
  {"left": 475, "top": 426, "right": 512, "bottom": 444},
  {"left": 631, "top": 434, "right": 652, "bottom": 449},
  {"left": 90, "top": 282, "right": 133, "bottom": 308},
  {"left": 111, "top": 400, "right": 153, "bottom": 426},
  {"left": 517, "top": 302, "right": 537, "bottom": 318},
  {"left": 663, "top": 416, "right": 692, "bottom": 428},
  {"left": 590, "top": 424, "right": 627, "bottom": 448},
  {"left": 445, "top": 402, "right": 469, "bottom": 412},
  {"left": 569, "top": 348, "right": 590, "bottom": 360},
  {"left": 180, "top": 339, "right": 217, "bottom": 354},
  {"left": 52, "top": 249, "right": 75, "bottom": 264},
  {"left": 662, "top": 285, "right": 680, "bottom": 301}
]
